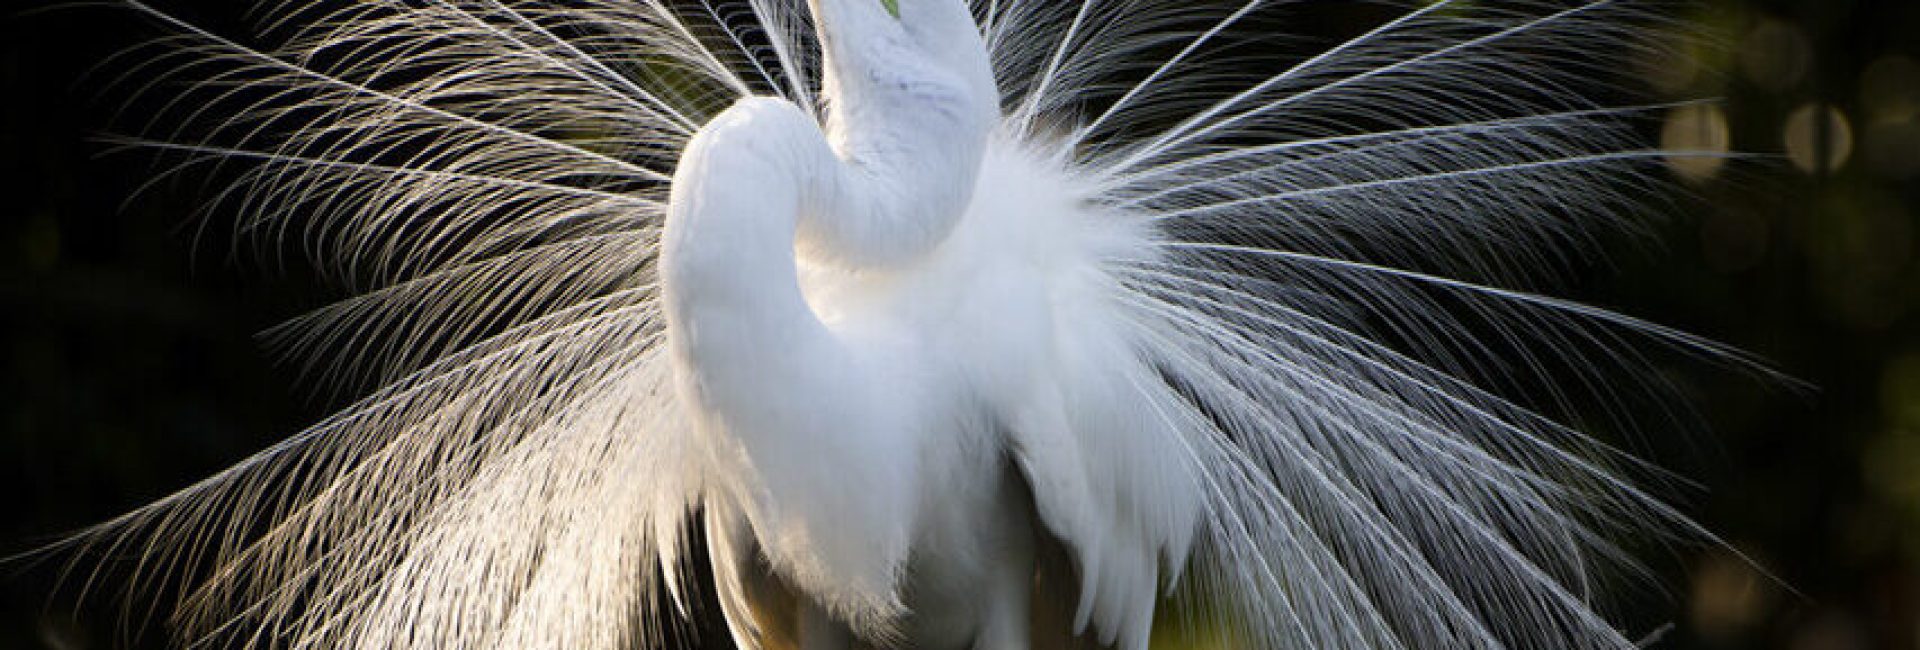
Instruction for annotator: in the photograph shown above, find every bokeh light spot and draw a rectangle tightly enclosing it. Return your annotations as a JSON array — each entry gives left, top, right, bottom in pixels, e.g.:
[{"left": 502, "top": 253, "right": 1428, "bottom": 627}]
[
  {"left": 1785, "top": 104, "right": 1855, "bottom": 174},
  {"left": 1861, "top": 55, "right": 1920, "bottom": 124},
  {"left": 1690, "top": 549, "right": 1774, "bottom": 643},
  {"left": 1663, "top": 104, "right": 1731, "bottom": 182},
  {"left": 1641, "top": 30, "right": 1708, "bottom": 94},
  {"left": 1741, "top": 19, "right": 1812, "bottom": 92}
]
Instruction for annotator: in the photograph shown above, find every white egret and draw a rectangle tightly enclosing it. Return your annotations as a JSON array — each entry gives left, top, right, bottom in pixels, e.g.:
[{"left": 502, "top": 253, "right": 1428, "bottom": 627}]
[{"left": 51, "top": 0, "right": 1769, "bottom": 648}]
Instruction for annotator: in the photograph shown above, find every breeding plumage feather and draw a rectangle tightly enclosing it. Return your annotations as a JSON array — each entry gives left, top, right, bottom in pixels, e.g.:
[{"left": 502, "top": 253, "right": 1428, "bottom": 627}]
[{"left": 49, "top": 0, "right": 1777, "bottom": 648}]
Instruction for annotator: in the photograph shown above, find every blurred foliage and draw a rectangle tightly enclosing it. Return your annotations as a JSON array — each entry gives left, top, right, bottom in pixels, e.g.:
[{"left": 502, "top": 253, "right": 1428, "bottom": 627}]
[
  {"left": 1612, "top": 1, "right": 1920, "bottom": 648},
  {"left": 2, "top": 0, "right": 1916, "bottom": 648}
]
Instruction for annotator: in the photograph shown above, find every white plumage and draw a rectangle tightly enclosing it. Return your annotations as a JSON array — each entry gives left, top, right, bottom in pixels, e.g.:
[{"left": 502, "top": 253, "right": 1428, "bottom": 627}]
[{"left": 58, "top": 0, "right": 1772, "bottom": 648}]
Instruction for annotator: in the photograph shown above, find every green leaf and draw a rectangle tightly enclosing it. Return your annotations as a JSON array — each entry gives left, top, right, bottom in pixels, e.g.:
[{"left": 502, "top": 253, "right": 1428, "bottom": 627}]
[{"left": 881, "top": 0, "right": 900, "bottom": 18}]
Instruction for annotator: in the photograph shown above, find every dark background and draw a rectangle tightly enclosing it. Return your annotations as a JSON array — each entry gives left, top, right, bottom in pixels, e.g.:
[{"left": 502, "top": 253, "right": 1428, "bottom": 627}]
[{"left": 3, "top": 0, "right": 1917, "bottom": 648}]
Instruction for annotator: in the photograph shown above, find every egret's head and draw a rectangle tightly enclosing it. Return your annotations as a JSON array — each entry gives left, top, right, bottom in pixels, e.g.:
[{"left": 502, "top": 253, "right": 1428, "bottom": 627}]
[{"left": 809, "top": 0, "right": 999, "bottom": 128}]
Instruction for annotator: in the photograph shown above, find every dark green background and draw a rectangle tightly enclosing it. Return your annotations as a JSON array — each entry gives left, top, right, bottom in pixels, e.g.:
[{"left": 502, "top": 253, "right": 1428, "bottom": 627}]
[{"left": 3, "top": 1, "right": 1916, "bottom": 647}]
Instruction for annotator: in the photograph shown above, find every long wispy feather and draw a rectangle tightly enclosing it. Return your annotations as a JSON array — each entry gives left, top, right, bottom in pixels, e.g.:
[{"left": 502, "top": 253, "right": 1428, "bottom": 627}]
[{"left": 44, "top": 0, "right": 1781, "bottom": 648}]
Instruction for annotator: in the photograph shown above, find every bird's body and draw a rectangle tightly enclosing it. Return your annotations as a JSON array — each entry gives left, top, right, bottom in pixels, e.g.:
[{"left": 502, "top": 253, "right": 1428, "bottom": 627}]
[
  {"left": 668, "top": 104, "right": 1166, "bottom": 650},
  {"left": 665, "top": 6, "right": 1192, "bottom": 644},
  {"left": 51, "top": 0, "right": 1769, "bottom": 648}
]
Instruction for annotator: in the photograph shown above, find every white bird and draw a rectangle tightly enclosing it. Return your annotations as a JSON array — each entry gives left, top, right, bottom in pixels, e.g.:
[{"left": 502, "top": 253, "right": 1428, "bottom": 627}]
[{"left": 53, "top": 0, "right": 1770, "bottom": 648}]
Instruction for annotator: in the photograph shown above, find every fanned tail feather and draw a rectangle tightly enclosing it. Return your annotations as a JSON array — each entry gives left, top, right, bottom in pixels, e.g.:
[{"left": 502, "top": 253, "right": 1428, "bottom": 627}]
[{"left": 42, "top": 1, "right": 1773, "bottom": 648}]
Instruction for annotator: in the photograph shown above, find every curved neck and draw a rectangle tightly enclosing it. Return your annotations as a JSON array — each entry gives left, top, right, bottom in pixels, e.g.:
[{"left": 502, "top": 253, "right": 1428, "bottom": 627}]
[
  {"left": 662, "top": 101, "right": 838, "bottom": 387},
  {"left": 662, "top": 103, "right": 924, "bottom": 619},
  {"left": 662, "top": 1, "right": 1002, "bottom": 413},
  {"left": 661, "top": 8, "right": 1002, "bottom": 609},
  {"left": 799, "top": 0, "right": 1000, "bottom": 267}
]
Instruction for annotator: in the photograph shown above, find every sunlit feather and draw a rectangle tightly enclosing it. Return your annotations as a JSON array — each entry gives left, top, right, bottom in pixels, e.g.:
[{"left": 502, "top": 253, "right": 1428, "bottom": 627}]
[{"left": 48, "top": 1, "right": 1777, "bottom": 648}]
